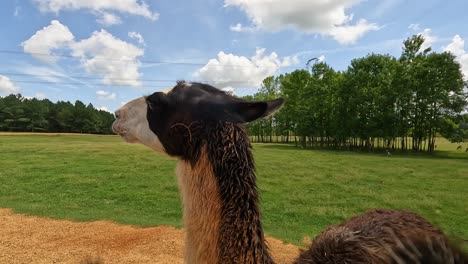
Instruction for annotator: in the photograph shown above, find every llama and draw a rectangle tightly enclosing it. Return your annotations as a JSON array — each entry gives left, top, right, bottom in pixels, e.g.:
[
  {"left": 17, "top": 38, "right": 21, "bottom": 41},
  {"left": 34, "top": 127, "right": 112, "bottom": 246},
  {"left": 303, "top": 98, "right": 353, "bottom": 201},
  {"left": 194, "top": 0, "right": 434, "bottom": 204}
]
[
  {"left": 457, "top": 145, "right": 462, "bottom": 151},
  {"left": 113, "top": 81, "right": 466, "bottom": 264}
]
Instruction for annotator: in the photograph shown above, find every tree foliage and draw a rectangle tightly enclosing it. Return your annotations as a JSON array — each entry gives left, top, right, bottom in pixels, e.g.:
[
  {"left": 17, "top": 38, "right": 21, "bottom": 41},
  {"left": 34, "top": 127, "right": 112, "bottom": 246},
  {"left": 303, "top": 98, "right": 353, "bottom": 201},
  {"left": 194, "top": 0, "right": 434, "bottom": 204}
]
[
  {"left": 0, "top": 94, "right": 115, "bottom": 134},
  {"left": 246, "top": 35, "right": 468, "bottom": 152}
]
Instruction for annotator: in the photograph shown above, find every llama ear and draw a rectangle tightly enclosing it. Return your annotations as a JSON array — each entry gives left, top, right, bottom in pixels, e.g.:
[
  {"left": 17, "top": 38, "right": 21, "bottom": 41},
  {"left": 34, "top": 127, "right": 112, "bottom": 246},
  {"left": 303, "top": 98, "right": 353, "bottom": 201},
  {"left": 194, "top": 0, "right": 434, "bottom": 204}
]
[
  {"left": 222, "top": 98, "right": 285, "bottom": 123},
  {"left": 146, "top": 92, "right": 168, "bottom": 111}
]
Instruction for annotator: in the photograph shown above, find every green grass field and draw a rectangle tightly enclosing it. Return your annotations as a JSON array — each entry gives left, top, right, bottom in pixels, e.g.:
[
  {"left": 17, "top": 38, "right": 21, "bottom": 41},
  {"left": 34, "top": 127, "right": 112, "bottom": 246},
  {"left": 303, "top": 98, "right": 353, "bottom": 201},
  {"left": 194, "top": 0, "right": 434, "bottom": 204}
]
[{"left": 0, "top": 134, "right": 467, "bottom": 245}]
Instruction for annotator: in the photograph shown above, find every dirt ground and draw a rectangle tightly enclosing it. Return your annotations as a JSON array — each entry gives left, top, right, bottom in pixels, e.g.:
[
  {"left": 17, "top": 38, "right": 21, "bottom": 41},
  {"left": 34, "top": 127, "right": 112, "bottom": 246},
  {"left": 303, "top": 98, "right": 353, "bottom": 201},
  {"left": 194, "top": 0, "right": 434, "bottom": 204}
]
[
  {"left": 0, "top": 209, "right": 301, "bottom": 264},
  {"left": 0, "top": 132, "right": 94, "bottom": 136}
]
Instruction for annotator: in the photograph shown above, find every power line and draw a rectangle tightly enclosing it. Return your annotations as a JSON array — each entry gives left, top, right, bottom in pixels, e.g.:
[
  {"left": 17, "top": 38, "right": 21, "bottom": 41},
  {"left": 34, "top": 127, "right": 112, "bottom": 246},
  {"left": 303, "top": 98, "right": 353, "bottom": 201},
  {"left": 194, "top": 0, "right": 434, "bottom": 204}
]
[
  {"left": 0, "top": 49, "right": 304, "bottom": 69},
  {"left": 9, "top": 79, "right": 263, "bottom": 89},
  {"left": 0, "top": 72, "right": 259, "bottom": 85},
  {"left": 10, "top": 80, "right": 171, "bottom": 88},
  {"left": 1, "top": 72, "right": 174, "bottom": 83}
]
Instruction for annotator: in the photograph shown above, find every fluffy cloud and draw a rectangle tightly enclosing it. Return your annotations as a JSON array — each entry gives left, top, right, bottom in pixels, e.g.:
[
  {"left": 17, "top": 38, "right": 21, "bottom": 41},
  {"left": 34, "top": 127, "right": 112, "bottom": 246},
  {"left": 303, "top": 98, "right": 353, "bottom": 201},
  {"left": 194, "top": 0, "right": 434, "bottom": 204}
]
[
  {"left": 329, "top": 19, "right": 380, "bottom": 45},
  {"left": 0, "top": 75, "right": 20, "bottom": 94},
  {"left": 128, "top": 31, "right": 145, "bottom": 45},
  {"left": 221, "top": 87, "right": 235, "bottom": 95},
  {"left": 225, "top": 0, "right": 379, "bottom": 44},
  {"left": 71, "top": 30, "right": 144, "bottom": 86},
  {"left": 98, "top": 106, "right": 111, "bottom": 112},
  {"left": 35, "top": 93, "right": 46, "bottom": 100},
  {"left": 23, "top": 21, "right": 144, "bottom": 87},
  {"left": 444, "top": 35, "right": 468, "bottom": 79},
  {"left": 21, "top": 20, "right": 74, "bottom": 63},
  {"left": 230, "top": 23, "right": 257, "bottom": 33},
  {"left": 96, "top": 90, "right": 117, "bottom": 100},
  {"left": 96, "top": 11, "right": 122, "bottom": 26},
  {"left": 33, "top": 0, "right": 158, "bottom": 26},
  {"left": 419, "top": 28, "right": 438, "bottom": 51},
  {"left": 195, "top": 48, "right": 298, "bottom": 88}
]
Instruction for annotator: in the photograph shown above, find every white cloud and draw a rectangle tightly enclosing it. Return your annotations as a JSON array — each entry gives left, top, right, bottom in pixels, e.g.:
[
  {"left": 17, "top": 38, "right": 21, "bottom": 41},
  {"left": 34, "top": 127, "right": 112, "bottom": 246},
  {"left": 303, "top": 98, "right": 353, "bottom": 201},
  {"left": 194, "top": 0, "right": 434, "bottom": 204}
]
[
  {"left": 21, "top": 20, "right": 74, "bottom": 63},
  {"left": 23, "top": 21, "right": 144, "bottom": 87},
  {"left": 0, "top": 75, "right": 20, "bottom": 94},
  {"left": 419, "top": 28, "right": 438, "bottom": 51},
  {"left": 128, "top": 31, "right": 145, "bottom": 45},
  {"left": 96, "top": 90, "right": 117, "bottom": 100},
  {"left": 444, "top": 35, "right": 468, "bottom": 79},
  {"left": 221, "top": 87, "right": 235, "bottom": 95},
  {"left": 318, "top": 55, "right": 325, "bottom": 62},
  {"left": 444, "top": 35, "right": 465, "bottom": 57},
  {"left": 224, "top": 0, "right": 379, "bottom": 44},
  {"left": 98, "top": 106, "right": 111, "bottom": 112},
  {"left": 71, "top": 30, "right": 144, "bottom": 87},
  {"left": 96, "top": 11, "right": 122, "bottom": 26},
  {"left": 35, "top": 92, "right": 46, "bottom": 100},
  {"left": 280, "top": 55, "right": 300, "bottom": 67},
  {"left": 195, "top": 48, "right": 298, "bottom": 88},
  {"left": 229, "top": 23, "right": 257, "bottom": 33},
  {"left": 408, "top": 23, "right": 420, "bottom": 31},
  {"left": 329, "top": 19, "right": 380, "bottom": 45},
  {"left": 33, "top": 0, "right": 158, "bottom": 24}
]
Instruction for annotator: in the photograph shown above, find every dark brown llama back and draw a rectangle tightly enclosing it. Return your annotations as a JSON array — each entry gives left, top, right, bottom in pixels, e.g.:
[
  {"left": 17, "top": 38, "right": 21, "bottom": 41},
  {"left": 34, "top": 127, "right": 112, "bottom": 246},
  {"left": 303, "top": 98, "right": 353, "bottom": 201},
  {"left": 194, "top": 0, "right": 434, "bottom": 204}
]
[{"left": 294, "top": 209, "right": 467, "bottom": 264}]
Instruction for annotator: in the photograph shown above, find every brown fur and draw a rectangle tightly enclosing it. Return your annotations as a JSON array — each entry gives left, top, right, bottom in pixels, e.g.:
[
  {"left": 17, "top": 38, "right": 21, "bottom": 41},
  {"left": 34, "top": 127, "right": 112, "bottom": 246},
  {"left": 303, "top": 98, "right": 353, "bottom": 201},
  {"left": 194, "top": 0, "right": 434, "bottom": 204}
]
[
  {"left": 294, "top": 209, "right": 467, "bottom": 264},
  {"left": 205, "top": 122, "right": 273, "bottom": 264},
  {"left": 389, "top": 234, "right": 468, "bottom": 264},
  {"left": 176, "top": 146, "right": 222, "bottom": 264},
  {"left": 174, "top": 121, "right": 274, "bottom": 263}
]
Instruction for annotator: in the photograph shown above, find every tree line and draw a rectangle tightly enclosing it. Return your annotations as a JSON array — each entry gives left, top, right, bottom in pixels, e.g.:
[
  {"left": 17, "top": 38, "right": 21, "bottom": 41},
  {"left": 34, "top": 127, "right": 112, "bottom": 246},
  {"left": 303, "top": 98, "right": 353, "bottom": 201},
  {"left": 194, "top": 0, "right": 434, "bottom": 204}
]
[
  {"left": 0, "top": 94, "right": 115, "bottom": 134},
  {"left": 244, "top": 35, "right": 468, "bottom": 152}
]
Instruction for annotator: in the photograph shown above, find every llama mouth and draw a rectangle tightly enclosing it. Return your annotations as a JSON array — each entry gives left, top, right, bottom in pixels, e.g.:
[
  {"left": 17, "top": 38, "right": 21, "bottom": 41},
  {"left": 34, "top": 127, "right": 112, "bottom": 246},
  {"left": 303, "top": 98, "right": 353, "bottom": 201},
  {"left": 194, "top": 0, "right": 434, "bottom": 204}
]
[
  {"left": 116, "top": 130, "right": 129, "bottom": 139},
  {"left": 112, "top": 121, "right": 125, "bottom": 135},
  {"left": 113, "top": 127, "right": 129, "bottom": 141},
  {"left": 112, "top": 122, "right": 134, "bottom": 142},
  {"left": 115, "top": 129, "right": 135, "bottom": 143},
  {"left": 116, "top": 132, "right": 131, "bottom": 143}
]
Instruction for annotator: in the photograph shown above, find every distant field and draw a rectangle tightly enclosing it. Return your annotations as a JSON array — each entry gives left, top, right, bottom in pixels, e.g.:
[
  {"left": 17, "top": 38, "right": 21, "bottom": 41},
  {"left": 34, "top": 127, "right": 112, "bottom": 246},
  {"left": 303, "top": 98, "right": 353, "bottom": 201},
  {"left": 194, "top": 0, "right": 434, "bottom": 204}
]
[
  {"left": 250, "top": 136, "right": 468, "bottom": 154},
  {"left": 0, "top": 134, "right": 467, "bottom": 245}
]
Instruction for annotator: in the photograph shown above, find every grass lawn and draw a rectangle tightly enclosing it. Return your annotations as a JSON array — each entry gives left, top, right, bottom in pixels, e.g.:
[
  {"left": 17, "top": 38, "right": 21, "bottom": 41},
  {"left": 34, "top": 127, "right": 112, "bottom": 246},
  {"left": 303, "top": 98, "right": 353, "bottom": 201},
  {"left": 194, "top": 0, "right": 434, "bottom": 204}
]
[{"left": 0, "top": 134, "right": 467, "bottom": 245}]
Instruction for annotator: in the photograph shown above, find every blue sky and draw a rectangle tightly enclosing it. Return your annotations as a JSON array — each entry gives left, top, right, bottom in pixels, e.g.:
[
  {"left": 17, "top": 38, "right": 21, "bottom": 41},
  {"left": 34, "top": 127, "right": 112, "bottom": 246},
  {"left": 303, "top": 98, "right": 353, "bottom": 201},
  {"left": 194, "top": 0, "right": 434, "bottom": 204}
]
[{"left": 0, "top": 0, "right": 467, "bottom": 113}]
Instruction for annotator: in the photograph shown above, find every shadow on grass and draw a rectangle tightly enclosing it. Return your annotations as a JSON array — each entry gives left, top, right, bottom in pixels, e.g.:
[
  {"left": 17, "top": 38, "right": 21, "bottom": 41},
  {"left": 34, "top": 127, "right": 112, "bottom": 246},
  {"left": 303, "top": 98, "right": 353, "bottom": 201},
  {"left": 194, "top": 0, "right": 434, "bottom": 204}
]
[{"left": 253, "top": 143, "right": 468, "bottom": 161}]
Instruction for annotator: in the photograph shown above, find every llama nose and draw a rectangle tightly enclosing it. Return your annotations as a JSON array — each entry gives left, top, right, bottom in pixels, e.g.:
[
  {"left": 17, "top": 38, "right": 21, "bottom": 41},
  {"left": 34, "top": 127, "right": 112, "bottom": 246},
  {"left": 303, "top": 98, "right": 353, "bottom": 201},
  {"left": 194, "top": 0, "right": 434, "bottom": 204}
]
[{"left": 112, "top": 121, "right": 120, "bottom": 134}]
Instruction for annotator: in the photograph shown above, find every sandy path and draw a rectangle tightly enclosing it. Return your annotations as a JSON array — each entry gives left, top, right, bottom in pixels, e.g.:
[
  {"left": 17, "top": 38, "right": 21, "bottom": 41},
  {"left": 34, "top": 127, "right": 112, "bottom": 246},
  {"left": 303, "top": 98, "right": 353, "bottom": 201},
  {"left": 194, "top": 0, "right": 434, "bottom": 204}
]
[
  {"left": 0, "top": 209, "right": 300, "bottom": 264},
  {"left": 0, "top": 132, "right": 96, "bottom": 136}
]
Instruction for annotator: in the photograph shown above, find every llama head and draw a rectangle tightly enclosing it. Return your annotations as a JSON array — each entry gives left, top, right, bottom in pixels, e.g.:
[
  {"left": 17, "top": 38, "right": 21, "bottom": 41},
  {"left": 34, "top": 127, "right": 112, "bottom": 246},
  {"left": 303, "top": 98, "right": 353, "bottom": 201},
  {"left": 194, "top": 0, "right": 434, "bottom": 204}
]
[{"left": 112, "top": 81, "right": 284, "bottom": 157}]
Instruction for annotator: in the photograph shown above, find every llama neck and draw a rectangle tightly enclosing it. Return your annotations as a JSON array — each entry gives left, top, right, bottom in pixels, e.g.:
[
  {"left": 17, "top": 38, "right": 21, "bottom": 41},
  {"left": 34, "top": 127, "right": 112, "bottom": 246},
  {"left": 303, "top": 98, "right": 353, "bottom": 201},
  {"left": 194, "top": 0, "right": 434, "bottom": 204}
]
[
  {"left": 176, "top": 122, "right": 274, "bottom": 264},
  {"left": 176, "top": 149, "right": 222, "bottom": 263}
]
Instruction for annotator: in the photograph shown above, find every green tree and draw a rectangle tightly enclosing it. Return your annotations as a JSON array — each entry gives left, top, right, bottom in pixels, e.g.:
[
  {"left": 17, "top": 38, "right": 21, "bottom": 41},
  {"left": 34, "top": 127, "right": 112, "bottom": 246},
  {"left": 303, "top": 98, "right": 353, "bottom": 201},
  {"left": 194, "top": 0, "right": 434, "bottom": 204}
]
[{"left": 0, "top": 94, "right": 115, "bottom": 134}]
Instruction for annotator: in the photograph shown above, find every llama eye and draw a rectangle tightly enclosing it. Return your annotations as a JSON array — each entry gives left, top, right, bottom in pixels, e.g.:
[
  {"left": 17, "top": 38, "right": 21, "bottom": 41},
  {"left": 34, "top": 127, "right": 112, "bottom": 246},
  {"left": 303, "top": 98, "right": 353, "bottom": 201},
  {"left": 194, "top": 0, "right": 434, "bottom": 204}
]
[{"left": 147, "top": 101, "right": 159, "bottom": 111}]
